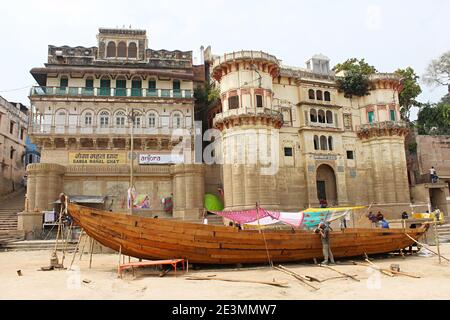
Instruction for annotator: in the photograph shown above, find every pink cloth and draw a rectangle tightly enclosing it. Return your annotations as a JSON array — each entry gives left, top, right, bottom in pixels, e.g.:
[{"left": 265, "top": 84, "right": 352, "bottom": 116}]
[{"left": 213, "top": 208, "right": 272, "bottom": 224}]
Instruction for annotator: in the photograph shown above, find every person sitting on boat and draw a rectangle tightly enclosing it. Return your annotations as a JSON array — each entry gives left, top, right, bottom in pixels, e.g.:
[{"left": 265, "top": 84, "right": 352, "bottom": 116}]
[
  {"left": 367, "top": 211, "right": 378, "bottom": 227},
  {"left": 379, "top": 218, "right": 390, "bottom": 229},
  {"left": 401, "top": 211, "right": 409, "bottom": 220},
  {"left": 314, "top": 221, "right": 335, "bottom": 265},
  {"left": 319, "top": 199, "right": 328, "bottom": 208}
]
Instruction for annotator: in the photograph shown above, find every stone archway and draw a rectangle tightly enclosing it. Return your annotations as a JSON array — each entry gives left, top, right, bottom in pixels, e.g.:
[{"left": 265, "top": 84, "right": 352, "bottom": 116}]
[{"left": 316, "top": 164, "right": 337, "bottom": 205}]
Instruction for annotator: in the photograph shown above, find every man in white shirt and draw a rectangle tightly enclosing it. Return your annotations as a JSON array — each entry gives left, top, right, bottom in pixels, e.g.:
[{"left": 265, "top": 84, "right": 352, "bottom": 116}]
[{"left": 429, "top": 167, "right": 437, "bottom": 183}]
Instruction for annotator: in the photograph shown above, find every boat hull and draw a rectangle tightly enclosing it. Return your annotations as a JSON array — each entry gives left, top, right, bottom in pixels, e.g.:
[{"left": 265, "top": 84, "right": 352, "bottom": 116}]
[{"left": 68, "top": 204, "right": 427, "bottom": 264}]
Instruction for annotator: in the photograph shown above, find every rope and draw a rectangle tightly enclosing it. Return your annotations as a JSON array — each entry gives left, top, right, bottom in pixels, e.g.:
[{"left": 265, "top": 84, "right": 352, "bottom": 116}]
[{"left": 256, "top": 203, "right": 273, "bottom": 269}]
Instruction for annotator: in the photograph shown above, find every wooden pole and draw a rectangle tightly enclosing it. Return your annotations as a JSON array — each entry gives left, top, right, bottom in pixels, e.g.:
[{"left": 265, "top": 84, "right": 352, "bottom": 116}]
[
  {"left": 79, "top": 231, "right": 87, "bottom": 261},
  {"left": 69, "top": 229, "right": 84, "bottom": 270},
  {"left": 433, "top": 215, "right": 442, "bottom": 264},
  {"left": 319, "top": 264, "right": 360, "bottom": 282},
  {"left": 404, "top": 232, "right": 450, "bottom": 262},
  {"left": 117, "top": 245, "right": 122, "bottom": 278},
  {"left": 185, "top": 275, "right": 289, "bottom": 288},
  {"left": 89, "top": 237, "right": 94, "bottom": 269}
]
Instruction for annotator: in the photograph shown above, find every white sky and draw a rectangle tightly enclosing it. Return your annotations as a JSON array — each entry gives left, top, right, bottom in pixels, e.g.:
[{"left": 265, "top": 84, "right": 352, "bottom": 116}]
[{"left": 1, "top": 0, "right": 449, "bottom": 120}]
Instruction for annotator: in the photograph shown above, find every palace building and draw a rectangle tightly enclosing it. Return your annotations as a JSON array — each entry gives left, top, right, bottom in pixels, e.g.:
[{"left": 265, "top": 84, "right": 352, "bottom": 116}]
[
  {"left": 202, "top": 48, "right": 411, "bottom": 215},
  {"left": 20, "top": 27, "right": 421, "bottom": 237}
]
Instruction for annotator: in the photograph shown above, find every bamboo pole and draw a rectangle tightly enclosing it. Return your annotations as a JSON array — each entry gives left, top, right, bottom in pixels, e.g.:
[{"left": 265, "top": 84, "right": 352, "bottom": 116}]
[
  {"left": 274, "top": 266, "right": 319, "bottom": 290},
  {"left": 69, "top": 229, "right": 84, "bottom": 270},
  {"left": 364, "top": 259, "right": 394, "bottom": 277},
  {"left": 185, "top": 275, "right": 289, "bottom": 288},
  {"left": 89, "top": 237, "right": 94, "bottom": 269},
  {"left": 117, "top": 245, "right": 122, "bottom": 278},
  {"left": 404, "top": 232, "right": 450, "bottom": 262},
  {"left": 433, "top": 215, "right": 442, "bottom": 264},
  {"left": 319, "top": 264, "right": 360, "bottom": 282}
]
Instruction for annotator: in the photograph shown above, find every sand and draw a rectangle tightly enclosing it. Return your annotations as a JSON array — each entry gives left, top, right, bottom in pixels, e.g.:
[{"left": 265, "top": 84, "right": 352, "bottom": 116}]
[{"left": 1, "top": 245, "right": 450, "bottom": 300}]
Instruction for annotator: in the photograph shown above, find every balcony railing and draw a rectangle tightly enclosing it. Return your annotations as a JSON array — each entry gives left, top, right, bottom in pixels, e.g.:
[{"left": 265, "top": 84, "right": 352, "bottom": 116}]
[
  {"left": 213, "top": 107, "right": 283, "bottom": 125},
  {"left": 30, "top": 86, "right": 194, "bottom": 99},
  {"left": 356, "top": 120, "right": 408, "bottom": 132},
  {"left": 29, "top": 124, "right": 193, "bottom": 136}
]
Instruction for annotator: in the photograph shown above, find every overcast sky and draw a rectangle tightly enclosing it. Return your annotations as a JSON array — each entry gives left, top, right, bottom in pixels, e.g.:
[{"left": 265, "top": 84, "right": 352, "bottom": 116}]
[{"left": 1, "top": 0, "right": 449, "bottom": 119}]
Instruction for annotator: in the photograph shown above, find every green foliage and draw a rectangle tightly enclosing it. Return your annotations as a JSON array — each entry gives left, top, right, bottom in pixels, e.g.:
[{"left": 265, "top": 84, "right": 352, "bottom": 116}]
[
  {"left": 194, "top": 82, "right": 220, "bottom": 106},
  {"left": 408, "top": 142, "right": 417, "bottom": 154},
  {"left": 394, "top": 67, "right": 422, "bottom": 121},
  {"left": 335, "top": 69, "right": 372, "bottom": 98},
  {"left": 333, "top": 58, "right": 377, "bottom": 75},
  {"left": 333, "top": 58, "right": 377, "bottom": 98},
  {"left": 416, "top": 97, "right": 450, "bottom": 135}
]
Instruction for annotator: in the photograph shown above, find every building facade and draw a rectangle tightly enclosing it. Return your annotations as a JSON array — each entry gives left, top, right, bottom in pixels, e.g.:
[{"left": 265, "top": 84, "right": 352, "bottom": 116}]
[
  {"left": 21, "top": 28, "right": 421, "bottom": 237},
  {"left": 0, "top": 96, "right": 28, "bottom": 195},
  {"left": 22, "top": 28, "right": 205, "bottom": 236},
  {"left": 407, "top": 131, "right": 450, "bottom": 215},
  {"left": 204, "top": 49, "right": 412, "bottom": 215}
]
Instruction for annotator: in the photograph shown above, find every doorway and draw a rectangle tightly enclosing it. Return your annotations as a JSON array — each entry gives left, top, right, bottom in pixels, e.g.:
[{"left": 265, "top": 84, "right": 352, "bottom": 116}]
[{"left": 316, "top": 164, "right": 337, "bottom": 205}]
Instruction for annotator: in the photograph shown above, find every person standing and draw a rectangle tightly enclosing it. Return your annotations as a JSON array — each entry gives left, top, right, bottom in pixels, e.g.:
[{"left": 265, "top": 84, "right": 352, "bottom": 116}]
[
  {"left": 430, "top": 166, "right": 437, "bottom": 183},
  {"left": 315, "top": 221, "right": 335, "bottom": 265}
]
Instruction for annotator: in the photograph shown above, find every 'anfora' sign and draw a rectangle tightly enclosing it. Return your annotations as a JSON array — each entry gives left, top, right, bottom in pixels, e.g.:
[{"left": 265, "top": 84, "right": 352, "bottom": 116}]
[{"left": 138, "top": 154, "right": 184, "bottom": 165}]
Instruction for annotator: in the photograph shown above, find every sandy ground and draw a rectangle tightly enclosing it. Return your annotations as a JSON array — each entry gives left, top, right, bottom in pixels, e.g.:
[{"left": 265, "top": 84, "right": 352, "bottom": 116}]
[{"left": 1, "top": 245, "right": 450, "bottom": 300}]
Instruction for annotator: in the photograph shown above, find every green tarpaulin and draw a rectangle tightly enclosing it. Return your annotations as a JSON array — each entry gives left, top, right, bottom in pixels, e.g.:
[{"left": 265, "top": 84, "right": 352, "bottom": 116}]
[{"left": 204, "top": 194, "right": 224, "bottom": 212}]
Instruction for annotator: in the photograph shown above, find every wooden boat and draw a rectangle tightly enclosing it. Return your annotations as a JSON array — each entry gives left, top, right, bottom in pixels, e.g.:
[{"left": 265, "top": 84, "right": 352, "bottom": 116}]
[{"left": 68, "top": 203, "right": 428, "bottom": 264}]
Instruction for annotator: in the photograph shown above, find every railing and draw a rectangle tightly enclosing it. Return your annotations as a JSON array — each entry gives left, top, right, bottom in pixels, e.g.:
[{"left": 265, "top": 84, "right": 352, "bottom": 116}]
[
  {"left": 30, "top": 86, "right": 194, "bottom": 99},
  {"left": 212, "top": 50, "right": 280, "bottom": 69},
  {"left": 356, "top": 121, "right": 408, "bottom": 132},
  {"left": 213, "top": 107, "right": 283, "bottom": 124},
  {"left": 29, "top": 124, "right": 194, "bottom": 136}
]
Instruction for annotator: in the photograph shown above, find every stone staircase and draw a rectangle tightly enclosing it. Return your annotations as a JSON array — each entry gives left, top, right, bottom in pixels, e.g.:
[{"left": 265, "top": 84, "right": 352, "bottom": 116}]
[
  {"left": 1, "top": 240, "right": 77, "bottom": 252},
  {"left": 0, "top": 188, "right": 26, "bottom": 245},
  {"left": 437, "top": 219, "right": 450, "bottom": 243}
]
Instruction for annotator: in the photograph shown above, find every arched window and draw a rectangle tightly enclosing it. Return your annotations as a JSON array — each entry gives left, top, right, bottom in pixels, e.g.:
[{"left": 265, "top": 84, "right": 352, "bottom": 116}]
[
  {"left": 99, "top": 111, "right": 110, "bottom": 128},
  {"left": 148, "top": 112, "right": 158, "bottom": 128},
  {"left": 117, "top": 41, "right": 127, "bottom": 58},
  {"left": 84, "top": 112, "right": 93, "bottom": 126},
  {"left": 314, "top": 135, "right": 319, "bottom": 150},
  {"left": 310, "top": 109, "right": 317, "bottom": 122},
  {"left": 318, "top": 110, "right": 325, "bottom": 123},
  {"left": 55, "top": 110, "right": 67, "bottom": 125},
  {"left": 316, "top": 90, "right": 323, "bottom": 101},
  {"left": 320, "top": 136, "right": 328, "bottom": 150},
  {"left": 133, "top": 112, "right": 142, "bottom": 128},
  {"left": 173, "top": 113, "right": 182, "bottom": 128},
  {"left": 324, "top": 91, "right": 331, "bottom": 101},
  {"left": 308, "top": 89, "right": 315, "bottom": 100},
  {"left": 128, "top": 42, "right": 137, "bottom": 58},
  {"left": 106, "top": 41, "right": 116, "bottom": 58},
  {"left": 326, "top": 110, "right": 333, "bottom": 124},
  {"left": 328, "top": 136, "right": 333, "bottom": 151},
  {"left": 115, "top": 111, "right": 126, "bottom": 127}
]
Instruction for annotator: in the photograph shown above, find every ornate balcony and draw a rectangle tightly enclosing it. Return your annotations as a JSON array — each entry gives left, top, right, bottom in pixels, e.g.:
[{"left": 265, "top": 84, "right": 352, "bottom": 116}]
[
  {"left": 30, "top": 86, "right": 193, "bottom": 99},
  {"left": 356, "top": 121, "right": 409, "bottom": 139},
  {"left": 213, "top": 107, "right": 284, "bottom": 131}
]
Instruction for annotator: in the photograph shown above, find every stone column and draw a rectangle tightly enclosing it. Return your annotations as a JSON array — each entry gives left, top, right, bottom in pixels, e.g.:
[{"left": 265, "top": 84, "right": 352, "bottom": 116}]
[
  {"left": 171, "top": 164, "right": 204, "bottom": 219},
  {"left": 18, "top": 163, "right": 65, "bottom": 239}
]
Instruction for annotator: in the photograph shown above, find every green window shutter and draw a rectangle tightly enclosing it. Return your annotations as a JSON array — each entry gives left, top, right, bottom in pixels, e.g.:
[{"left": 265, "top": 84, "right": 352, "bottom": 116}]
[
  {"left": 368, "top": 111, "right": 374, "bottom": 123},
  {"left": 390, "top": 110, "right": 396, "bottom": 121}
]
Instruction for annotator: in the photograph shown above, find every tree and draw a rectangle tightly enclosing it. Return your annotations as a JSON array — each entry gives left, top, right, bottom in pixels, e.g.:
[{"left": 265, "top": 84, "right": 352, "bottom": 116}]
[
  {"left": 416, "top": 97, "right": 450, "bottom": 135},
  {"left": 394, "top": 67, "right": 422, "bottom": 121},
  {"left": 333, "top": 58, "right": 377, "bottom": 75},
  {"left": 333, "top": 58, "right": 377, "bottom": 98},
  {"left": 423, "top": 51, "right": 450, "bottom": 92}
]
